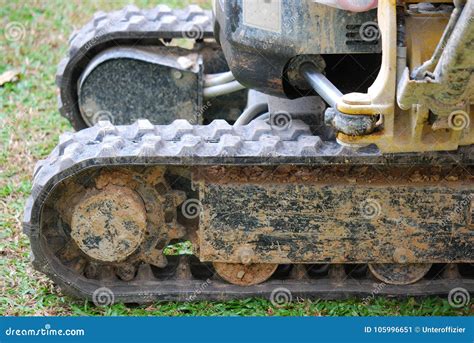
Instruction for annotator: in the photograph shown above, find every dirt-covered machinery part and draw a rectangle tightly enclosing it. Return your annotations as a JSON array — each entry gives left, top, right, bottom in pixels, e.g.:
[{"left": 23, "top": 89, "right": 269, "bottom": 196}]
[
  {"left": 57, "top": 5, "right": 246, "bottom": 130},
  {"left": 214, "top": 0, "right": 381, "bottom": 97},
  {"left": 215, "top": 0, "right": 473, "bottom": 153},
  {"left": 24, "top": 120, "right": 473, "bottom": 302},
  {"left": 51, "top": 167, "right": 187, "bottom": 282},
  {"left": 334, "top": 0, "right": 473, "bottom": 152},
  {"left": 197, "top": 165, "right": 473, "bottom": 266},
  {"left": 77, "top": 46, "right": 207, "bottom": 127},
  {"left": 398, "top": 0, "right": 473, "bottom": 114}
]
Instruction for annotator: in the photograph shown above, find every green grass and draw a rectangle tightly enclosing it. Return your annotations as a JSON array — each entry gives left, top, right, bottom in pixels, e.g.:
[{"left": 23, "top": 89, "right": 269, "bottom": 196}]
[{"left": 0, "top": 0, "right": 472, "bottom": 316}]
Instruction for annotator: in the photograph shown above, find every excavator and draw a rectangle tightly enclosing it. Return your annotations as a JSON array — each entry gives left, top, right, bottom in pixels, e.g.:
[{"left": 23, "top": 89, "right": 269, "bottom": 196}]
[{"left": 24, "top": 0, "right": 473, "bottom": 303}]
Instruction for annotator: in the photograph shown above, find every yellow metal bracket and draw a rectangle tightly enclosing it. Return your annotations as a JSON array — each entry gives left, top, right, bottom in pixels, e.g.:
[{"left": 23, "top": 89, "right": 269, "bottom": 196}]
[{"left": 336, "top": 0, "right": 473, "bottom": 153}]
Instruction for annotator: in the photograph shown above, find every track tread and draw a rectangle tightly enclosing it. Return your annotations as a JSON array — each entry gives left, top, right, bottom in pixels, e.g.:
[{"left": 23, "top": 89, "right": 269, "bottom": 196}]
[
  {"left": 23, "top": 119, "right": 474, "bottom": 302},
  {"left": 56, "top": 5, "right": 213, "bottom": 129},
  {"left": 24, "top": 118, "right": 472, "bottom": 235},
  {"left": 26, "top": 119, "right": 347, "bottom": 193}
]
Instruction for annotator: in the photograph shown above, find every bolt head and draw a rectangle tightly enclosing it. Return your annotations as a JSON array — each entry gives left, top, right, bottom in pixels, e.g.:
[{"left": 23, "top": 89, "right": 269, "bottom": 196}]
[
  {"left": 393, "top": 247, "right": 411, "bottom": 264},
  {"left": 172, "top": 70, "right": 183, "bottom": 79},
  {"left": 237, "top": 247, "right": 254, "bottom": 265}
]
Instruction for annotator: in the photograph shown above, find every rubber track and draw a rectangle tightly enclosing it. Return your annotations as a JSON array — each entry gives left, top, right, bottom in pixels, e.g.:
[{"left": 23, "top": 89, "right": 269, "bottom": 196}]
[
  {"left": 56, "top": 5, "right": 214, "bottom": 130},
  {"left": 23, "top": 119, "right": 473, "bottom": 302}
]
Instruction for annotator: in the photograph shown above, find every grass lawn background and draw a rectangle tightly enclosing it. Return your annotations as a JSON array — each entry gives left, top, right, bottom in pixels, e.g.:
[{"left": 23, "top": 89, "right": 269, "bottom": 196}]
[{"left": 0, "top": 0, "right": 472, "bottom": 316}]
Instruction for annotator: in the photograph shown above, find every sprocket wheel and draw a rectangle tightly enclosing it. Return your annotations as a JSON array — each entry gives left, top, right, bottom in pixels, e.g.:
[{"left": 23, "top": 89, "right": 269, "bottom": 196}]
[{"left": 49, "top": 167, "right": 186, "bottom": 282}]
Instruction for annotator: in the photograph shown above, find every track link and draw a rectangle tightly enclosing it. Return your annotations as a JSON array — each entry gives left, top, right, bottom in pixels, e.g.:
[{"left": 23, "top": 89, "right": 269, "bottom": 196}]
[
  {"left": 24, "top": 119, "right": 473, "bottom": 303},
  {"left": 57, "top": 5, "right": 214, "bottom": 130}
]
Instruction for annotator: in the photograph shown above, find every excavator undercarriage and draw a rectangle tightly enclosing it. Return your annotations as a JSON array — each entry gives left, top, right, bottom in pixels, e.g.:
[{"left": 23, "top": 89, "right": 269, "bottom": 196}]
[{"left": 25, "top": 0, "right": 473, "bottom": 303}]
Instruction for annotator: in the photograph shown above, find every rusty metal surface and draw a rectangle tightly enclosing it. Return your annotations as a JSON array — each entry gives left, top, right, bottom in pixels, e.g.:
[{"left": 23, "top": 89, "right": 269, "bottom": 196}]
[
  {"left": 44, "top": 167, "right": 187, "bottom": 282},
  {"left": 368, "top": 263, "right": 432, "bottom": 285},
  {"left": 71, "top": 184, "right": 147, "bottom": 262},
  {"left": 197, "top": 166, "right": 473, "bottom": 264},
  {"left": 213, "top": 262, "right": 278, "bottom": 286},
  {"left": 324, "top": 107, "right": 379, "bottom": 136}
]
